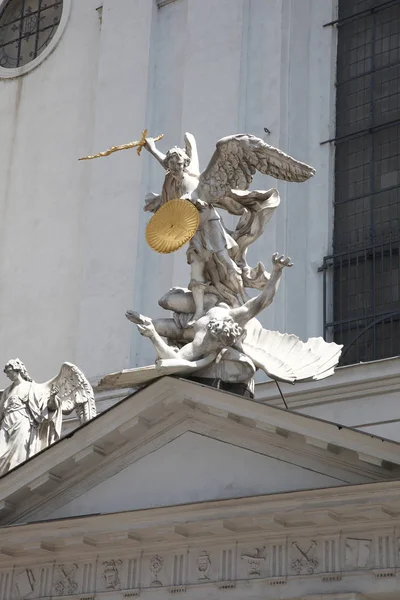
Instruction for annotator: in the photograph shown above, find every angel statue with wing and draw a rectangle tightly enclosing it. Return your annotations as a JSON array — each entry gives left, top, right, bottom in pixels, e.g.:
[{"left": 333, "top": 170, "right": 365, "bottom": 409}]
[
  {"left": 94, "top": 129, "right": 342, "bottom": 396},
  {"left": 0, "top": 359, "right": 96, "bottom": 476},
  {"left": 143, "top": 132, "right": 315, "bottom": 324},
  {"left": 112, "top": 131, "right": 343, "bottom": 395}
]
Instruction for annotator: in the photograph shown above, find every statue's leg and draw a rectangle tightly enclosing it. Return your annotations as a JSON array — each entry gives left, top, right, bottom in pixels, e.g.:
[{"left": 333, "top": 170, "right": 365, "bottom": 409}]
[
  {"left": 215, "top": 248, "right": 247, "bottom": 304},
  {"left": 206, "top": 217, "right": 247, "bottom": 304},
  {"left": 188, "top": 278, "right": 208, "bottom": 325},
  {"left": 159, "top": 287, "right": 219, "bottom": 314},
  {"left": 153, "top": 318, "right": 194, "bottom": 342},
  {"left": 186, "top": 249, "right": 208, "bottom": 325}
]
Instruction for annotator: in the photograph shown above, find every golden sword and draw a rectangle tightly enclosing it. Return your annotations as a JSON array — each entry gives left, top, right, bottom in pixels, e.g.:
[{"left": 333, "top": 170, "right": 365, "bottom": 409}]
[{"left": 78, "top": 129, "right": 164, "bottom": 161}]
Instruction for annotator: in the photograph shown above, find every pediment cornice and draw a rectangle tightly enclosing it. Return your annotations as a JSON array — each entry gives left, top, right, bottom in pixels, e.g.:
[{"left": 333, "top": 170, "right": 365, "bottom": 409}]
[{"left": 0, "top": 377, "right": 399, "bottom": 526}]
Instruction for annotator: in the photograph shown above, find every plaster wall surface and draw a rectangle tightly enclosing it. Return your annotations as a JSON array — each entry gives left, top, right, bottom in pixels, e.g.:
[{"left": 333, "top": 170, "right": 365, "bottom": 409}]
[
  {"left": 256, "top": 357, "right": 400, "bottom": 442},
  {"left": 0, "top": 0, "right": 101, "bottom": 381},
  {"left": 0, "top": 0, "right": 337, "bottom": 384},
  {"left": 44, "top": 431, "right": 345, "bottom": 519}
]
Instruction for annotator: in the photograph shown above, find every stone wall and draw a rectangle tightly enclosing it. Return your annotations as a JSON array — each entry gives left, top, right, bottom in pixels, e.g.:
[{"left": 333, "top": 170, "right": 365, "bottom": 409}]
[{"left": 0, "top": 0, "right": 337, "bottom": 384}]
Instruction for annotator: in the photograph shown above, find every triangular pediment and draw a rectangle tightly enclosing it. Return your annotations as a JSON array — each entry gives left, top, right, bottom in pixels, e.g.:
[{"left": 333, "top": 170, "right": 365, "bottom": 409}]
[
  {"left": 44, "top": 431, "right": 345, "bottom": 520},
  {"left": 1, "top": 377, "right": 400, "bottom": 526}
]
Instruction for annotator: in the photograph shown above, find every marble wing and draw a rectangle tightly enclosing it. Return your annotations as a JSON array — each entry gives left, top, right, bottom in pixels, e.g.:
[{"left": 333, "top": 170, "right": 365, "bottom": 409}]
[
  {"left": 50, "top": 362, "right": 96, "bottom": 424},
  {"left": 242, "top": 320, "right": 342, "bottom": 384},
  {"left": 198, "top": 134, "right": 315, "bottom": 202},
  {"left": 184, "top": 132, "right": 200, "bottom": 175}
]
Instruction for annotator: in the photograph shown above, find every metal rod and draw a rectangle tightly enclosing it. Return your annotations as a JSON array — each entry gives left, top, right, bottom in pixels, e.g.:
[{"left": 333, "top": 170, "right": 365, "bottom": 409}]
[
  {"left": 333, "top": 184, "right": 400, "bottom": 207},
  {"left": 34, "top": 0, "right": 43, "bottom": 60},
  {"left": 0, "top": 1, "right": 62, "bottom": 29},
  {"left": 275, "top": 381, "right": 288, "bottom": 410},
  {"left": 337, "top": 61, "right": 400, "bottom": 87},
  {"left": 370, "top": 10, "right": 377, "bottom": 361},
  {"left": 323, "top": 0, "right": 400, "bottom": 28},
  {"left": 16, "top": 0, "right": 25, "bottom": 68},
  {"left": 325, "top": 308, "right": 400, "bottom": 329},
  {"left": 323, "top": 239, "right": 400, "bottom": 261},
  {"left": 0, "top": 21, "right": 61, "bottom": 50},
  {"left": 340, "top": 310, "right": 400, "bottom": 360},
  {"left": 320, "top": 118, "right": 400, "bottom": 145}
]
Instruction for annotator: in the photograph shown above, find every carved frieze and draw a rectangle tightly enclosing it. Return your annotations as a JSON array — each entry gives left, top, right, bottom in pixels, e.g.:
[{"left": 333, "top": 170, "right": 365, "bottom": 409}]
[
  {"left": 196, "top": 550, "right": 211, "bottom": 582},
  {"left": 53, "top": 564, "right": 78, "bottom": 596},
  {"left": 220, "top": 548, "right": 234, "bottom": 582},
  {"left": 291, "top": 540, "right": 319, "bottom": 575},
  {"left": 14, "top": 569, "right": 37, "bottom": 599},
  {"left": 345, "top": 538, "right": 372, "bottom": 569},
  {"left": 14, "top": 566, "right": 53, "bottom": 599},
  {"left": 102, "top": 560, "right": 122, "bottom": 591},
  {"left": 241, "top": 547, "right": 266, "bottom": 576},
  {"left": 149, "top": 555, "right": 164, "bottom": 586},
  {"left": 4, "top": 529, "right": 400, "bottom": 600},
  {"left": 270, "top": 542, "right": 285, "bottom": 578}
]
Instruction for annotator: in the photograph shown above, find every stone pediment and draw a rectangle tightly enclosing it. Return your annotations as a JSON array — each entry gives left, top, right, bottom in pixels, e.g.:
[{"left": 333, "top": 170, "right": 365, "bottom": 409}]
[{"left": 1, "top": 377, "right": 400, "bottom": 526}]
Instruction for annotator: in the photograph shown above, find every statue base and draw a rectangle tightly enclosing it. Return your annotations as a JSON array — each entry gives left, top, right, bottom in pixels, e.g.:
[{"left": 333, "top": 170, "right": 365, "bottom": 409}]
[{"left": 182, "top": 375, "right": 254, "bottom": 399}]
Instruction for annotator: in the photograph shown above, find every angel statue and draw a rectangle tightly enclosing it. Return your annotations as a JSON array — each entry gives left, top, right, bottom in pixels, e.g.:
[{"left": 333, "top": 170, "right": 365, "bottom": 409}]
[
  {"left": 97, "top": 130, "right": 342, "bottom": 397},
  {"left": 0, "top": 359, "right": 96, "bottom": 476},
  {"left": 143, "top": 132, "right": 315, "bottom": 324}
]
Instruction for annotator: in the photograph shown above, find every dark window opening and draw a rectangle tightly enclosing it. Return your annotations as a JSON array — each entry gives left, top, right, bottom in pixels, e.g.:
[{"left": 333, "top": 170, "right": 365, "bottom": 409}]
[{"left": 322, "top": 0, "right": 400, "bottom": 366}]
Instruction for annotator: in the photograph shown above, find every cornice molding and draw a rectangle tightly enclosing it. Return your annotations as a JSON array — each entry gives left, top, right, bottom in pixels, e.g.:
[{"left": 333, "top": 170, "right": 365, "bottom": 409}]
[
  {"left": 1, "top": 377, "right": 400, "bottom": 526},
  {"left": 255, "top": 356, "right": 400, "bottom": 409},
  {"left": 0, "top": 489, "right": 395, "bottom": 599}
]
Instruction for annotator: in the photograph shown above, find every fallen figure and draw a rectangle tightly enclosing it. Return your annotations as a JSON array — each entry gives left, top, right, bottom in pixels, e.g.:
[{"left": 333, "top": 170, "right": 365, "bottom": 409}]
[{"left": 126, "top": 254, "right": 342, "bottom": 385}]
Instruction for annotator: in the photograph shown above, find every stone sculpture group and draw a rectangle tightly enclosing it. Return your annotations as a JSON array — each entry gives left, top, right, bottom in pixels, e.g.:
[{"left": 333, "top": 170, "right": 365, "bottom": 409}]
[
  {"left": 122, "top": 132, "right": 342, "bottom": 392},
  {"left": 0, "top": 129, "right": 342, "bottom": 476}
]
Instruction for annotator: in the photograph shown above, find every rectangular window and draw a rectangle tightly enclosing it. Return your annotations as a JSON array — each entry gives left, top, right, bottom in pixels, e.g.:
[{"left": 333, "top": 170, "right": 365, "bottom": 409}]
[{"left": 322, "top": 0, "right": 400, "bottom": 365}]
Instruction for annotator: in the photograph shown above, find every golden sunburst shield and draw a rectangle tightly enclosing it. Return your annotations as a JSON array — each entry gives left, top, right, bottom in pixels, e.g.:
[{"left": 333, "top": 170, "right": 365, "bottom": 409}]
[{"left": 145, "top": 199, "right": 200, "bottom": 254}]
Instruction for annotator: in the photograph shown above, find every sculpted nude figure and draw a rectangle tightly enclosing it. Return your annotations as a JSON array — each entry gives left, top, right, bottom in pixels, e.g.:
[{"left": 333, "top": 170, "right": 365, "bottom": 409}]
[{"left": 126, "top": 253, "right": 292, "bottom": 369}]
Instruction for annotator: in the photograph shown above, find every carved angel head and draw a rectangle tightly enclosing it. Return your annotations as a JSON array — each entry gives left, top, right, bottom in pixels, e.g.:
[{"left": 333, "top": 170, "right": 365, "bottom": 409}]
[
  {"left": 163, "top": 147, "right": 190, "bottom": 175},
  {"left": 3, "top": 358, "right": 32, "bottom": 382}
]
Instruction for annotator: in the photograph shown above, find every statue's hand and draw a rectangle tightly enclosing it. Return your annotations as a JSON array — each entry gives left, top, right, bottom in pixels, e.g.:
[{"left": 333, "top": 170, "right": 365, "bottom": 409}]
[
  {"left": 195, "top": 199, "right": 208, "bottom": 211},
  {"left": 126, "top": 310, "right": 156, "bottom": 338},
  {"left": 145, "top": 137, "right": 156, "bottom": 150},
  {"left": 48, "top": 385, "right": 60, "bottom": 411},
  {"left": 137, "top": 320, "right": 156, "bottom": 339},
  {"left": 181, "top": 194, "right": 207, "bottom": 212},
  {"left": 272, "top": 253, "right": 293, "bottom": 270}
]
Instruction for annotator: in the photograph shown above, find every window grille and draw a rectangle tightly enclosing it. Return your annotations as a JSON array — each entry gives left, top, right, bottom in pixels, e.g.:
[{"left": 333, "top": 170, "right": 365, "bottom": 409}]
[
  {"left": 0, "top": 0, "right": 63, "bottom": 69},
  {"left": 321, "top": 0, "right": 400, "bottom": 365}
]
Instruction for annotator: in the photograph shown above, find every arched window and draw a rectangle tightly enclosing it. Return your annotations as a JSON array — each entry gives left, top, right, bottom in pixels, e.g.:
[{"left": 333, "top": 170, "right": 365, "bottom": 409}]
[{"left": 0, "top": 0, "right": 68, "bottom": 76}]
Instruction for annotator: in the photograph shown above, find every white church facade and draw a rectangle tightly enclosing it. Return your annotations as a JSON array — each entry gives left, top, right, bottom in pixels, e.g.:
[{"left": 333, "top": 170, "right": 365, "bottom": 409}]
[{"left": 0, "top": 0, "right": 400, "bottom": 599}]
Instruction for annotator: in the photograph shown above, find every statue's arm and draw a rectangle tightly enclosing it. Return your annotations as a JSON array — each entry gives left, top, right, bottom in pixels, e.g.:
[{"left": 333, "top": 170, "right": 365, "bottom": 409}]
[
  {"left": 140, "top": 325, "right": 204, "bottom": 362},
  {"left": 231, "top": 254, "right": 292, "bottom": 325},
  {"left": 144, "top": 137, "right": 167, "bottom": 169},
  {"left": 47, "top": 387, "right": 74, "bottom": 415},
  {"left": 126, "top": 311, "right": 205, "bottom": 362},
  {"left": 47, "top": 385, "right": 61, "bottom": 413},
  {"left": 175, "top": 337, "right": 206, "bottom": 362}
]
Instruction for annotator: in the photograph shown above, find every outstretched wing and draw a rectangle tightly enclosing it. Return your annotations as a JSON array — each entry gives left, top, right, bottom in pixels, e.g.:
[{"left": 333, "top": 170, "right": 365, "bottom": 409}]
[
  {"left": 184, "top": 132, "right": 200, "bottom": 175},
  {"left": 242, "top": 320, "right": 342, "bottom": 384},
  {"left": 199, "top": 134, "right": 315, "bottom": 202},
  {"left": 50, "top": 362, "right": 96, "bottom": 425}
]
